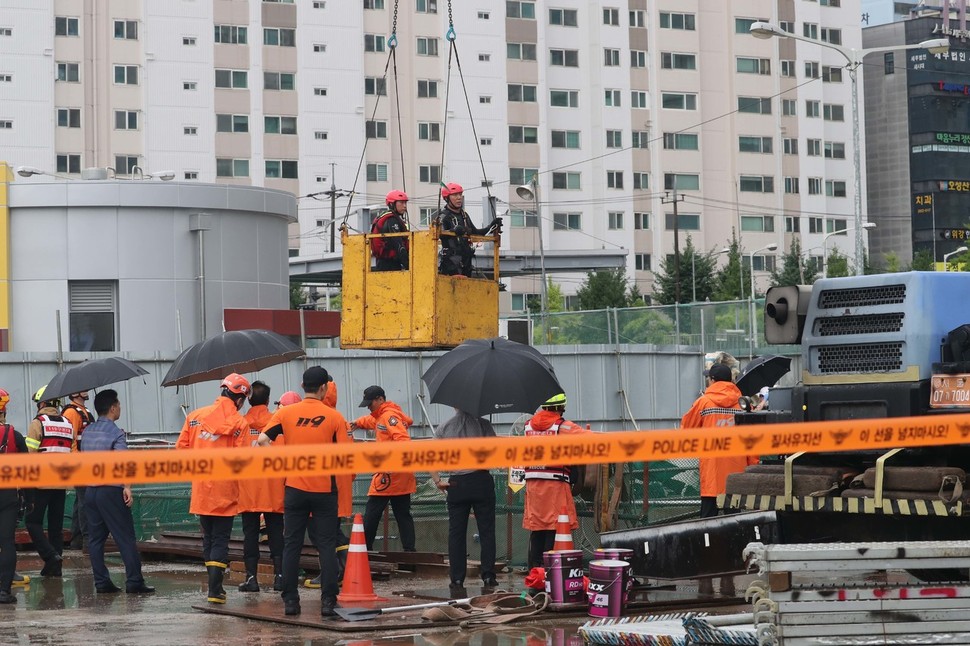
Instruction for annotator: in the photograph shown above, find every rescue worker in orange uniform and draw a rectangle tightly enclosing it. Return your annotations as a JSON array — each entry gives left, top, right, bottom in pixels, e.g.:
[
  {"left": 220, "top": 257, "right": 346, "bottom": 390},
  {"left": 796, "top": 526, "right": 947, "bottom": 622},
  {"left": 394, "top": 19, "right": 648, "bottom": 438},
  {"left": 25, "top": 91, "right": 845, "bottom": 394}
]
[
  {"left": 176, "top": 373, "right": 250, "bottom": 604},
  {"left": 257, "top": 366, "right": 352, "bottom": 618},
  {"left": 237, "top": 381, "right": 284, "bottom": 593},
  {"left": 24, "top": 386, "right": 73, "bottom": 577},
  {"left": 371, "top": 190, "right": 410, "bottom": 271},
  {"left": 436, "top": 182, "right": 502, "bottom": 276},
  {"left": 352, "top": 385, "right": 416, "bottom": 552},
  {"left": 63, "top": 391, "right": 95, "bottom": 550},
  {"left": 0, "top": 388, "right": 29, "bottom": 602},
  {"left": 522, "top": 393, "right": 590, "bottom": 568}
]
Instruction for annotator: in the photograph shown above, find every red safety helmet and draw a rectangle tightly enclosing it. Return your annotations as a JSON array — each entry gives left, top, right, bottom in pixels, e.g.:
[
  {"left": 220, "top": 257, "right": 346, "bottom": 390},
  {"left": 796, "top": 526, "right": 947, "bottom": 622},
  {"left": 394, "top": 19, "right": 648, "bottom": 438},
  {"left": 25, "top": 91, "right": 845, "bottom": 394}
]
[
  {"left": 440, "top": 182, "right": 463, "bottom": 199},
  {"left": 385, "top": 190, "right": 409, "bottom": 206},
  {"left": 220, "top": 373, "right": 251, "bottom": 396},
  {"left": 0, "top": 388, "right": 9, "bottom": 412}
]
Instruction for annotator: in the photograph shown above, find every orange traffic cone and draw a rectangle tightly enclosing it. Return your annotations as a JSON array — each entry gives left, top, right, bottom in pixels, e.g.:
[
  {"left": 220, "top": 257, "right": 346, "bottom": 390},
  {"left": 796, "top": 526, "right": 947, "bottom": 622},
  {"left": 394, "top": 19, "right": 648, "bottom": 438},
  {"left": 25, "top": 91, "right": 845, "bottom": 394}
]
[
  {"left": 337, "top": 513, "right": 385, "bottom": 603},
  {"left": 552, "top": 507, "right": 575, "bottom": 551}
]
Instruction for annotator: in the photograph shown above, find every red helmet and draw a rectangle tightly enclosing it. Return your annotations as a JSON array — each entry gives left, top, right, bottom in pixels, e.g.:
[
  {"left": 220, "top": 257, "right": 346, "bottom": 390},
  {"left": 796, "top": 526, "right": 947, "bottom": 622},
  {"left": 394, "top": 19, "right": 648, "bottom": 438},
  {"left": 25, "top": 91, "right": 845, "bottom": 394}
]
[
  {"left": 0, "top": 388, "right": 9, "bottom": 412},
  {"left": 277, "top": 391, "right": 301, "bottom": 407},
  {"left": 441, "top": 182, "right": 463, "bottom": 199},
  {"left": 385, "top": 190, "right": 408, "bottom": 206},
  {"left": 220, "top": 373, "right": 251, "bottom": 396}
]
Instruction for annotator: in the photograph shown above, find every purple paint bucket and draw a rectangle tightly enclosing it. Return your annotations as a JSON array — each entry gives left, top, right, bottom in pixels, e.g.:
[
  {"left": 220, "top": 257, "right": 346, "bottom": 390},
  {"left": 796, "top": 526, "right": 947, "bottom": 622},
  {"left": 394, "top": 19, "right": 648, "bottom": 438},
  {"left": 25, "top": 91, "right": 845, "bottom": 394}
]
[
  {"left": 593, "top": 548, "right": 634, "bottom": 600},
  {"left": 543, "top": 549, "right": 585, "bottom": 608},
  {"left": 587, "top": 559, "right": 630, "bottom": 618}
]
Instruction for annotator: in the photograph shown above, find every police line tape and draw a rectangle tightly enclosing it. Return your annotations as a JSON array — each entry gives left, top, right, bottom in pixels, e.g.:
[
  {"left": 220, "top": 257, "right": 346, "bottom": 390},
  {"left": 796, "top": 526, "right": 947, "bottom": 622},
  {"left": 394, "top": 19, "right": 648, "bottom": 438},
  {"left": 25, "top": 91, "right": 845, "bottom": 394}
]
[{"left": 3, "top": 413, "right": 969, "bottom": 488}]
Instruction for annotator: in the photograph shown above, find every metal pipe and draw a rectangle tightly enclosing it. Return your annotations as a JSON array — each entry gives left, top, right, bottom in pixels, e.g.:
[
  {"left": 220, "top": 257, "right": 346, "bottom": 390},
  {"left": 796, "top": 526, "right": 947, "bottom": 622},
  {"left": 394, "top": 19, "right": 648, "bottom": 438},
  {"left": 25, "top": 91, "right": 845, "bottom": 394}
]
[
  {"left": 198, "top": 228, "right": 206, "bottom": 339},
  {"left": 55, "top": 309, "right": 63, "bottom": 369}
]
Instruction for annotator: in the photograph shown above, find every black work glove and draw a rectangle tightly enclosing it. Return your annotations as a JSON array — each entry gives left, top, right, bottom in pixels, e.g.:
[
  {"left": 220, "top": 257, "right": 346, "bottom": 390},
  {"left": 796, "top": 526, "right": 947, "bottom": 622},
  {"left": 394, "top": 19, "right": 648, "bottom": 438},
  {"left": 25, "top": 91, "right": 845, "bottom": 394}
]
[
  {"left": 488, "top": 217, "right": 503, "bottom": 234},
  {"left": 453, "top": 225, "right": 466, "bottom": 237}
]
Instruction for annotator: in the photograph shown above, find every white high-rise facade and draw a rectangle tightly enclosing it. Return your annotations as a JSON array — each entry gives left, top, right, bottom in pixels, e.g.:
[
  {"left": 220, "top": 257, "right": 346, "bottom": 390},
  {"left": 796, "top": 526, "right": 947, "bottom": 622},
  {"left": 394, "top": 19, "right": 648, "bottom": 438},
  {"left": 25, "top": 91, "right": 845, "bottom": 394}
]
[{"left": 0, "top": 0, "right": 864, "bottom": 308}]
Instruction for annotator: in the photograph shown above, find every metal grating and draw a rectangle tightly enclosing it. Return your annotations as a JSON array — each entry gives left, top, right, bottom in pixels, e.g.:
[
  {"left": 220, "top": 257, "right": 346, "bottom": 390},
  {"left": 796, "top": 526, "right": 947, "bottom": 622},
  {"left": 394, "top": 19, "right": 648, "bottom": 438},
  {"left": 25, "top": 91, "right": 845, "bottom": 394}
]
[
  {"left": 817, "top": 342, "right": 904, "bottom": 373},
  {"left": 815, "top": 312, "right": 905, "bottom": 337},
  {"left": 818, "top": 284, "right": 906, "bottom": 309}
]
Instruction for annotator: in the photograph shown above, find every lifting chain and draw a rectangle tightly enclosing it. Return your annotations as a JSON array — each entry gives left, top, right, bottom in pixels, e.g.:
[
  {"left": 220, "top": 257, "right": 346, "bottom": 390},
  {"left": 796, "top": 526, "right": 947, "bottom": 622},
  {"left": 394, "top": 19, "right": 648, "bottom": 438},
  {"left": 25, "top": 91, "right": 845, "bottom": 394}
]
[
  {"left": 446, "top": 0, "right": 455, "bottom": 41},
  {"left": 388, "top": 0, "right": 399, "bottom": 48}
]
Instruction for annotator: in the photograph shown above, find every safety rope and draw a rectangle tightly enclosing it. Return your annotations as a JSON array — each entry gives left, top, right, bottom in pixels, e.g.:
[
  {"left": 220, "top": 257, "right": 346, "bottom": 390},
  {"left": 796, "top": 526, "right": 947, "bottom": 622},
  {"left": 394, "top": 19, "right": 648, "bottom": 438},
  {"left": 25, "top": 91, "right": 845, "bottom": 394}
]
[{"left": 391, "top": 0, "right": 406, "bottom": 199}]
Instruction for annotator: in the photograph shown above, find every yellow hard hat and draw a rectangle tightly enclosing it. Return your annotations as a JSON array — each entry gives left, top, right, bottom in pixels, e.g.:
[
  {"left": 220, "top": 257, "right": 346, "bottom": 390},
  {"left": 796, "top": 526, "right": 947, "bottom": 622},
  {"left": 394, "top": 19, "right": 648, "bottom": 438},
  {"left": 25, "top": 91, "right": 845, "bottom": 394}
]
[
  {"left": 32, "top": 385, "right": 47, "bottom": 403},
  {"left": 541, "top": 393, "right": 567, "bottom": 408}
]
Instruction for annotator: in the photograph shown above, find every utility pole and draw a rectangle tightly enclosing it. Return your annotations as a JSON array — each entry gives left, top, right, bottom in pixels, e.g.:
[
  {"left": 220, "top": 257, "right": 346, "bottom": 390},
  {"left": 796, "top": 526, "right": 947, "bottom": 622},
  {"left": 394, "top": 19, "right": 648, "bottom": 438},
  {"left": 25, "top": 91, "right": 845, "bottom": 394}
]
[
  {"left": 662, "top": 190, "right": 685, "bottom": 303},
  {"left": 329, "top": 162, "right": 337, "bottom": 253}
]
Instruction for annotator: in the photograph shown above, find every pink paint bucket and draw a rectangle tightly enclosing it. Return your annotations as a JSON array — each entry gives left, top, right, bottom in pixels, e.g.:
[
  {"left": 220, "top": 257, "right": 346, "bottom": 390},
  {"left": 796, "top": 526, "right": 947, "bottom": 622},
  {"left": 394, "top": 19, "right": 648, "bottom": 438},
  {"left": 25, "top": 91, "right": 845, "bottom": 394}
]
[
  {"left": 543, "top": 549, "right": 585, "bottom": 609},
  {"left": 593, "top": 548, "right": 634, "bottom": 600},
  {"left": 587, "top": 559, "right": 630, "bottom": 618}
]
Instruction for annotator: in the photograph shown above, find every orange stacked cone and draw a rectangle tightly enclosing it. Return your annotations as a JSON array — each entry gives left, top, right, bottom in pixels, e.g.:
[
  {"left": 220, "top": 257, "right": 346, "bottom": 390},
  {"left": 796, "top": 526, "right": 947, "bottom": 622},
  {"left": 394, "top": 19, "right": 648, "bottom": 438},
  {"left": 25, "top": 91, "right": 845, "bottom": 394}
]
[
  {"left": 337, "top": 513, "right": 385, "bottom": 603},
  {"left": 552, "top": 507, "right": 575, "bottom": 551}
]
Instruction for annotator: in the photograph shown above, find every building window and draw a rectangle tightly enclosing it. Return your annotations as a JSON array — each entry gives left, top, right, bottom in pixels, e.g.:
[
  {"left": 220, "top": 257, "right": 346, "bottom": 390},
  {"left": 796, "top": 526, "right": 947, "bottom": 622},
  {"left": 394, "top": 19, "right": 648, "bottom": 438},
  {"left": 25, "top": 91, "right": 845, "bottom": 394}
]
[
  {"left": 478, "top": 53, "right": 491, "bottom": 62},
  {"left": 367, "top": 163, "right": 388, "bottom": 182},
  {"left": 69, "top": 281, "right": 117, "bottom": 352},
  {"left": 216, "top": 114, "right": 249, "bottom": 133},
  {"left": 739, "top": 135, "right": 772, "bottom": 153},
  {"left": 803, "top": 23, "right": 818, "bottom": 39},
  {"left": 478, "top": 10, "right": 490, "bottom": 19},
  {"left": 365, "top": 34, "right": 386, "bottom": 52},
  {"left": 783, "top": 138, "right": 798, "bottom": 154},
  {"left": 184, "top": 126, "right": 197, "bottom": 135},
  {"left": 114, "top": 110, "right": 138, "bottom": 130},
  {"left": 804, "top": 61, "right": 819, "bottom": 78},
  {"left": 550, "top": 90, "right": 579, "bottom": 107},
  {"left": 786, "top": 216, "right": 800, "bottom": 233},
  {"left": 739, "top": 175, "right": 774, "bottom": 193},
  {"left": 507, "top": 42, "right": 537, "bottom": 60},
  {"left": 635, "top": 254, "right": 651, "bottom": 271},
  {"left": 662, "top": 92, "right": 697, "bottom": 110},
  {"left": 313, "top": 43, "right": 326, "bottom": 52},
  {"left": 265, "top": 160, "right": 298, "bottom": 179},
  {"left": 509, "top": 167, "right": 538, "bottom": 185},
  {"left": 825, "top": 180, "right": 847, "bottom": 197},
  {"left": 606, "top": 130, "right": 622, "bottom": 148},
  {"left": 822, "top": 65, "right": 843, "bottom": 82},
  {"left": 57, "top": 62, "right": 80, "bottom": 83},
  {"left": 783, "top": 99, "right": 796, "bottom": 116},
  {"left": 510, "top": 210, "right": 538, "bottom": 228},
  {"left": 735, "top": 17, "right": 764, "bottom": 33},
  {"left": 551, "top": 171, "right": 581, "bottom": 190},
  {"left": 215, "top": 25, "right": 247, "bottom": 44},
  {"left": 738, "top": 96, "right": 771, "bottom": 114},
  {"left": 480, "top": 96, "right": 491, "bottom": 104},
  {"left": 780, "top": 60, "right": 796, "bottom": 77},
  {"left": 315, "top": 131, "right": 328, "bottom": 140},
  {"left": 265, "top": 115, "right": 297, "bottom": 134},
  {"left": 419, "top": 165, "right": 441, "bottom": 183},
  {"left": 603, "top": 8, "right": 619, "bottom": 25},
  {"left": 510, "top": 293, "right": 539, "bottom": 312},
  {"left": 604, "top": 48, "right": 621, "bottom": 66},
  {"left": 507, "top": 1, "right": 535, "bottom": 19},
  {"left": 263, "top": 27, "right": 296, "bottom": 46},
  {"left": 419, "top": 207, "right": 433, "bottom": 227},
  {"left": 0, "top": 75, "right": 10, "bottom": 83},
  {"left": 664, "top": 173, "right": 700, "bottom": 191},
  {"left": 629, "top": 9, "right": 645, "bottom": 27},
  {"left": 509, "top": 125, "right": 538, "bottom": 144},
  {"left": 553, "top": 212, "right": 582, "bottom": 230},
  {"left": 823, "top": 103, "right": 845, "bottom": 121},
  {"left": 0, "top": 28, "right": 9, "bottom": 37},
  {"left": 806, "top": 100, "right": 820, "bottom": 118},
  {"left": 808, "top": 217, "right": 823, "bottom": 233},
  {"left": 784, "top": 177, "right": 800, "bottom": 194},
  {"left": 216, "top": 69, "right": 248, "bottom": 89},
  {"left": 634, "top": 212, "right": 649, "bottom": 229},
  {"left": 263, "top": 72, "right": 295, "bottom": 90},
  {"left": 608, "top": 211, "right": 624, "bottom": 229},
  {"left": 750, "top": 255, "right": 776, "bottom": 272},
  {"left": 416, "top": 37, "right": 439, "bottom": 56},
  {"left": 664, "top": 213, "right": 700, "bottom": 230},
  {"left": 508, "top": 83, "right": 537, "bottom": 102},
  {"left": 884, "top": 52, "right": 895, "bottom": 75},
  {"left": 737, "top": 57, "right": 770, "bottom": 74},
  {"left": 417, "top": 0, "right": 438, "bottom": 13},
  {"left": 550, "top": 49, "right": 579, "bottom": 67},
  {"left": 820, "top": 28, "right": 841, "bottom": 44},
  {"left": 365, "top": 77, "right": 387, "bottom": 95},
  {"left": 824, "top": 141, "right": 846, "bottom": 159},
  {"left": 549, "top": 8, "right": 578, "bottom": 26},
  {"left": 183, "top": 81, "right": 197, "bottom": 90},
  {"left": 418, "top": 122, "right": 441, "bottom": 141},
  {"left": 184, "top": 171, "right": 199, "bottom": 180},
  {"left": 605, "top": 89, "right": 621, "bottom": 106},
  {"left": 57, "top": 154, "right": 81, "bottom": 174},
  {"left": 364, "top": 0, "right": 384, "bottom": 8},
  {"left": 826, "top": 219, "right": 848, "bottom": 234},
  {"left": 216, "top": 158, "right": 250, "bottom": 177},
  {"left": 115, "top": 155, "right": 139, "bottom": 174},
  {"left": 314, "top": 87, "right": 327, "bottom": 96},
  {"left": 821, "top": 0, "right": 841, "bottom": 5},
  {"left": 365, "top": 120, "right": 387, "bottom": 139},
  {"left": 551, "top": 130, "right": 580, "bottom": 149},
  {"left": 633, "top": 173, "right": 648, "bottom": 190},
  {"left": 631, "top": 50, "right": 646, "bottom": 68},
  {"left": 659, "top": 12, "right": 695, "bottom": 30},
  {"left": 114, "top": 65, "right": 139, "bottom": 85},
  {"left": 55, "top": 16, "right": 79, "bottom": 36},
  {"left": 114, "top": 20, "right": 138, "bottom": 40},
  {"left": 607, "top": 171, "right": 623, "bottom": 189},
  {"left": 417, "top": 79, "right": 438, "bottom": 98},
  {"left": 741, "top": 215, "right": 774, "bottom": 232},
  {"left": 662, "top": 53, "right": 696, "bottom": 70},
  {"left": 57, "top": 108, "right": 81, "bottom": 128},
  {"left": 183, "top": 36, "right": 197, "bottom": 45},
  {"left": 808, "top": 177, "right": 822, "bottom": 195},
  {"left": 631, "top": 131, "right": 650, "bottom": 148}
]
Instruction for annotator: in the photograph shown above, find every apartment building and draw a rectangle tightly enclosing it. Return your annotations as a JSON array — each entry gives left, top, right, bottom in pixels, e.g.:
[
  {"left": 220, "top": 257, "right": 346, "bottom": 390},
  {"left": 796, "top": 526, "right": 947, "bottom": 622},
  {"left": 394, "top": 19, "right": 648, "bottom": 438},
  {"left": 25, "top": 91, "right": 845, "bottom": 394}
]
[{"left": 0, "top": 0, "right": 866, "bottom": 309}]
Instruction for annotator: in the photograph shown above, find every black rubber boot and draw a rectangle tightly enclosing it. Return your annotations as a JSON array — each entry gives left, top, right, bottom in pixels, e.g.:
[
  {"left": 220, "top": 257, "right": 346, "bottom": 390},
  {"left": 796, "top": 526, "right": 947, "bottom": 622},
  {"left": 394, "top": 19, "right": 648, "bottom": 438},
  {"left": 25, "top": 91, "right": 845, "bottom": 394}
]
[
  {"left": 336, "top": 546, "right": 348, "bottom": 583},
  {"left": 40, "top": 554, "right": 63, "bottom": 578},
  {"left": 272, "top": 556, "right": 283, "bottom": 592},
  {"left": 205, "top": 562, "right": 227, "bottom": 603},
  {"left": 321, "top": 594, "right": 337, "bottom": 618},
  {"left": 238, "top": 557, "right": 260, "bottom": 592}
]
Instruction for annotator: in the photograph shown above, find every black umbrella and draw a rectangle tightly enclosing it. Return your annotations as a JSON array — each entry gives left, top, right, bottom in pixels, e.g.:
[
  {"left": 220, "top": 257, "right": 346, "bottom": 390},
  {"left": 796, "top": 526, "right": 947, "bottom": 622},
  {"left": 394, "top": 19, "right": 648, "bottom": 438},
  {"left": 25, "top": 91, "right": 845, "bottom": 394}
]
[
  {"left": 736, "top": 355, "right": 792, "bottom": 396},
  {"left": 421, "top": 337, "right": 562, "bottom": 416},
  {"left": 43, "top": 357, "right": 149, "bottom": 401},
  {"left": 161, "top": 329, "right": 305, "bottom": 387}
]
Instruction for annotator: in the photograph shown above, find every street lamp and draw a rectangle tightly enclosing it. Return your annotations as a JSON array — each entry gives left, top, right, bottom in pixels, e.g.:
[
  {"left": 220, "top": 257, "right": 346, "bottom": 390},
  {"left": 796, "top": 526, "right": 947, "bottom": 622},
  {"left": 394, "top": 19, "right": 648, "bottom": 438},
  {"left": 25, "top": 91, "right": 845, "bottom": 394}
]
[
  {"left": 944, "top": 246, "right": 968, "bottom": 272},
  {"left": 822, "top": 222, "right": 876, "bottom": 276},
  {"left": 750, "top": 22, "right": 948, "bottom": 276},
  {"left": 515, "top": 178, "right": 547, "bottom": 338}
]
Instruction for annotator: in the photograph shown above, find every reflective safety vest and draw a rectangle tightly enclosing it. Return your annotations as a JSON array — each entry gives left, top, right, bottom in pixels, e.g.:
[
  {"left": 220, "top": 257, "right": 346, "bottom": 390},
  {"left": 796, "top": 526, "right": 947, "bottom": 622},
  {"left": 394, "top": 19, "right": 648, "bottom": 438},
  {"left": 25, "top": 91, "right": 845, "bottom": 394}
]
[
  {"left": 523, "top": 419, "right": 571, "bottom": 483},
  {"left": 37, "top": 414, "right": 74, "bottom": 453},
  {"left": 63, "top": 403, "right": 95, "bottom": 441}
]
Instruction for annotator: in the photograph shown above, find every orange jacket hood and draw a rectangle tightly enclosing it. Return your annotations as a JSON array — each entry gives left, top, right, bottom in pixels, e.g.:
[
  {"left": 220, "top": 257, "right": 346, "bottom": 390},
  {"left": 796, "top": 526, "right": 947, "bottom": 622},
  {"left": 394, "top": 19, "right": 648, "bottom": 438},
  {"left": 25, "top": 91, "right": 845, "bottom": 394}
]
[
  {"left": 371, "top": 401, "right": 413, "bottom": 426},
  {"left": 528, "top": 409, "right": 563, "bottom": 432},
  {"left": 703, "top": 380, "right": 742, "bottom": 408},
  {"left": 201, "top": 396, "right": 247, "bottom": 436}
]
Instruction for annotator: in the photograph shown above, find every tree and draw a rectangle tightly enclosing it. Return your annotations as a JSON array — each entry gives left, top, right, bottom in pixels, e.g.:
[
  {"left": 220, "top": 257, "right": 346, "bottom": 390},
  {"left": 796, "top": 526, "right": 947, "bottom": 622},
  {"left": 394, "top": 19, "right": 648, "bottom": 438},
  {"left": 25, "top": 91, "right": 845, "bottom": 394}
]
[
  {"left": 911, "top": 249, "right": 934, "bottom": 271},
  {"left": 826, "top": 249, "right": 850, "bottom": 278},
  {"left": 771, "top": 238, "right": 819, "bottom": 287},
  {"left": 653, "top": 235, "right": 719, "bottom": 304},
  {"left": 290, "top": 283, "right": 307, "bottom": 309},
  {"left": 714, "top": 231, "right": 749, "bottom": 301},
  {"left": 881, "top": 250, "right": 903, "bottom": 274},
  {"left": 576, "top": 269, "right": 635, "bottom": 309},
  {"left": 526, "top": 278, "right": 565, "bottom": 313}
]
